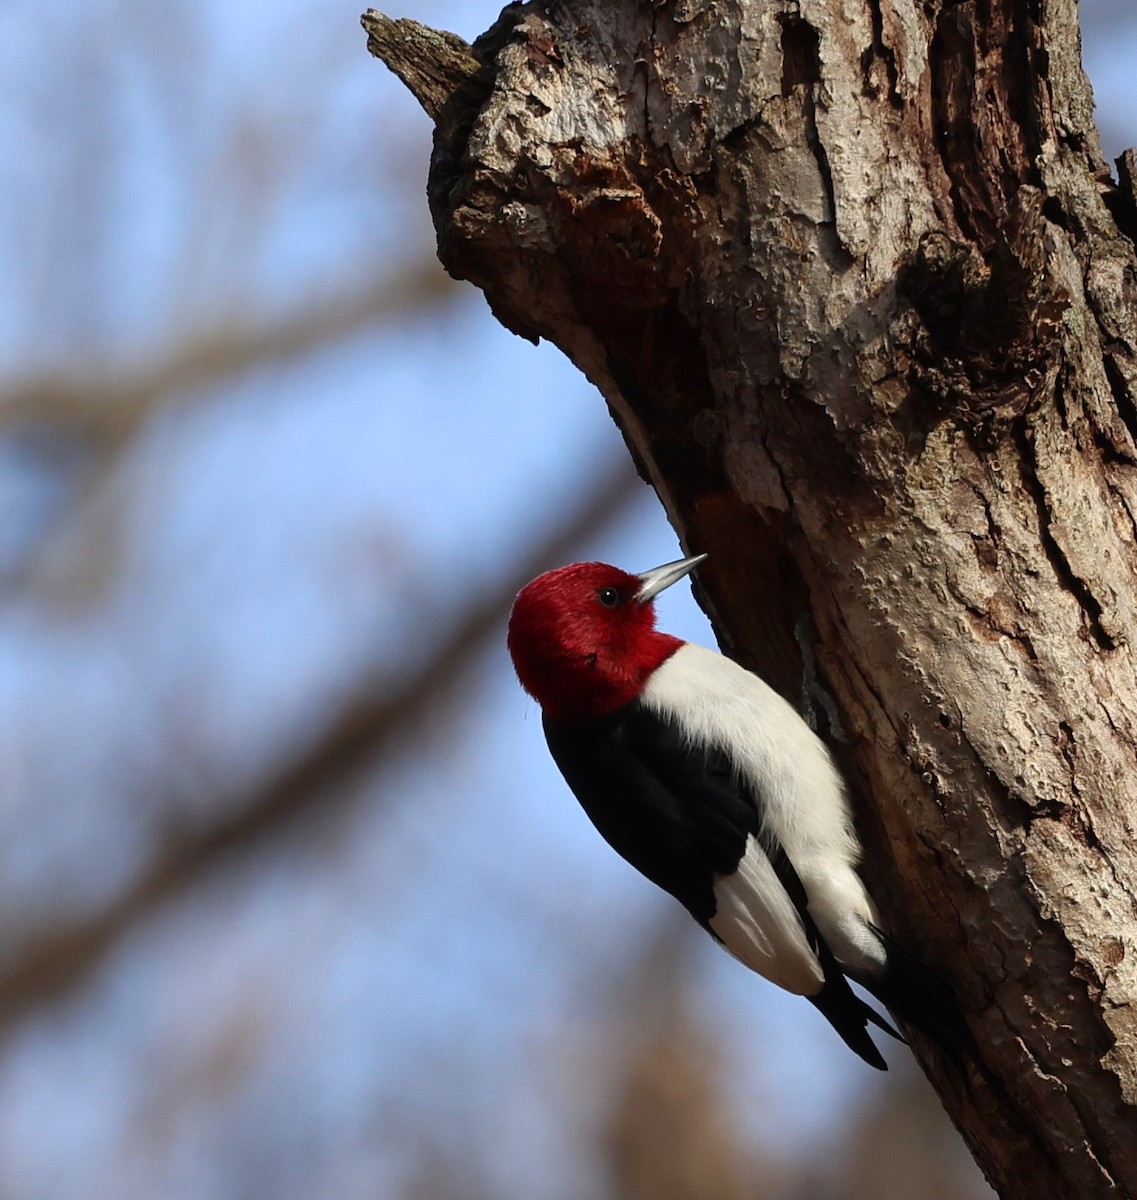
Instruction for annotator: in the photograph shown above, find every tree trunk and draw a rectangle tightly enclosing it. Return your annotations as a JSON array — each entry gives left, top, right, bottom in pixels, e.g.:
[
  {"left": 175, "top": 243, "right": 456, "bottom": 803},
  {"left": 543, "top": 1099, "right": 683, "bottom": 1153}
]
[{"left": 362, "top": 2, "right": 1137, "bottom": 1195}]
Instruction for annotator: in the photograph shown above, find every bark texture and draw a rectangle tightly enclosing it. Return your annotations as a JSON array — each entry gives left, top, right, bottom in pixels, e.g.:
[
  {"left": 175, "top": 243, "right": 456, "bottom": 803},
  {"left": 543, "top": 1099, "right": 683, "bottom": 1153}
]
[{"left": 363, "top": 2, "right": 1137, "bottom": 1195}]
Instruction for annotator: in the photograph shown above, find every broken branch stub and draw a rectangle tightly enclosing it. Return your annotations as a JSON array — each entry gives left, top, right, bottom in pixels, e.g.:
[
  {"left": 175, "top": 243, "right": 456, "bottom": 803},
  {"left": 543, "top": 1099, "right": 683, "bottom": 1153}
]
[{"left": 361, "top": 11, "right": 481, "bottom": 122}]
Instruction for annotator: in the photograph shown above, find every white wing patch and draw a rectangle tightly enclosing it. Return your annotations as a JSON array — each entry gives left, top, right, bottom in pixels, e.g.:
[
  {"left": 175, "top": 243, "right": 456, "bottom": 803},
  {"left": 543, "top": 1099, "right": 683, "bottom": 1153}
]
[{"left": 710, "top": 836, "right": 825, "bottom": 996}]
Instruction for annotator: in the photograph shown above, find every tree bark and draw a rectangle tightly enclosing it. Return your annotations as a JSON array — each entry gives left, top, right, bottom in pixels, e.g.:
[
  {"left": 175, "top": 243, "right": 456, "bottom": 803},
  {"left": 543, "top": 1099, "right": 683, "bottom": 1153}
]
[{"left": 363, "top": 3, "right": 1137, "bottom": 1195}]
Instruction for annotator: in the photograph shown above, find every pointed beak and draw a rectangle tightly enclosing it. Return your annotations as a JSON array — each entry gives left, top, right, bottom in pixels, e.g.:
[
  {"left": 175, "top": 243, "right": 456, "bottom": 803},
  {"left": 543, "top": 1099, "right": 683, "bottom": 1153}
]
[{"left": 635, "top": 553, "right": 708, "bottom": 603}]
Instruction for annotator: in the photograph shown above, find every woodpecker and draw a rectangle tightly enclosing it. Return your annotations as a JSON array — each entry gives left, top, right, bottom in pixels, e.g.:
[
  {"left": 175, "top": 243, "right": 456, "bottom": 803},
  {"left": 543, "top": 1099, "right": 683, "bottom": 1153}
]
[{"left": 507, "top": 552, "right": 967, "bottom": 1069}]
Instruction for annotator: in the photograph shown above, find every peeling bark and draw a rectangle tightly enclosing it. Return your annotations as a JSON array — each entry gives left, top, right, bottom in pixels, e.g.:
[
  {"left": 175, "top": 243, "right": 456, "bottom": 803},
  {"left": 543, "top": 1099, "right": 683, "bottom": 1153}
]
[{"left": 363, "top": 3, "right": 1137, "bottom": 1195}]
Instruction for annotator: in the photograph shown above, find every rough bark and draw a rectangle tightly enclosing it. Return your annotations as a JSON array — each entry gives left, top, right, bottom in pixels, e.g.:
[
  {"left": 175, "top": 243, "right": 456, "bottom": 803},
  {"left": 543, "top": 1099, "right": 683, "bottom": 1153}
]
[{"left": 363, "top": 3, "right": 1137, "bottom": 1196}]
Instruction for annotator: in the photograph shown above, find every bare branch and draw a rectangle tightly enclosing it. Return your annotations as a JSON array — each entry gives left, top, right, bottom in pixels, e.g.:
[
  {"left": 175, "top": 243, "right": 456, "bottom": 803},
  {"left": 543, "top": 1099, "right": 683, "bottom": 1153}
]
[{"left": 361, "top": 12, "right": 480, "bottom": 121}]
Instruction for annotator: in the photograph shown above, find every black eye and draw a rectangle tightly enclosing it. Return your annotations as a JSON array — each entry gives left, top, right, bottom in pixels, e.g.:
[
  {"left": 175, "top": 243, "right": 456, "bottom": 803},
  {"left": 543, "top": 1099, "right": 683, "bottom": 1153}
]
[{"left": 597, "top": 586, "right": 621, "bottom": 608}]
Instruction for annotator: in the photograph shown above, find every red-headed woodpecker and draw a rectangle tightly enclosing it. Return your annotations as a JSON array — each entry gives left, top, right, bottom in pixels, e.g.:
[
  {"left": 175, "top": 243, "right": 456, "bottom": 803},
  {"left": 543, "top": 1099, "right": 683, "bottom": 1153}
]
[{"left": 507, "top": 553, "right": 967, "bottom": 1069}]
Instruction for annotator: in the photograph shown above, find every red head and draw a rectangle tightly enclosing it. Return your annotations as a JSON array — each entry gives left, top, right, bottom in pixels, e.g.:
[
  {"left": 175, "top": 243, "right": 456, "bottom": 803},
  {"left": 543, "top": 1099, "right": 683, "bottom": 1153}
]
[{"left": 507, "top": 555, "right": 705, "bottom": 724}]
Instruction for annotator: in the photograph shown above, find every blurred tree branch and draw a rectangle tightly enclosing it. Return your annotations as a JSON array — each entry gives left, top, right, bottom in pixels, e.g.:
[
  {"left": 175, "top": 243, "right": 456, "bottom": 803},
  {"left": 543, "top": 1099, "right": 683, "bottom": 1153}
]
[
  {"left": 604, "top": 923, "right": 760, "bottom": 1200},
  {"left": 0, "top": 259, "right": 456, "bottom": 440},
  {"left": 0, "top": 457, "right": 642, "bottom": 1026}
]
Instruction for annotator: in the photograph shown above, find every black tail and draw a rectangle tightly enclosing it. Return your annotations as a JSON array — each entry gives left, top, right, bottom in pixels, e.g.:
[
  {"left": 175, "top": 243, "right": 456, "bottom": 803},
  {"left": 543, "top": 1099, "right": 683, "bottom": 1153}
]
[
  {"left": 856, "top": 925, "right": 973, "bottom": 1065},
  {"left": 808, "top": 973, "right": 898, "bottom": 1071}
]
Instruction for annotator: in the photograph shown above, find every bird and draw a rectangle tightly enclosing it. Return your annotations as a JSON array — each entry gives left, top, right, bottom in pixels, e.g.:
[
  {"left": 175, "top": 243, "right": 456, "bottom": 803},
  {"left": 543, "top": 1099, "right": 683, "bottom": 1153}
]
[{"left": 507, "top": 552, "right": 968, "bottom": 1069}]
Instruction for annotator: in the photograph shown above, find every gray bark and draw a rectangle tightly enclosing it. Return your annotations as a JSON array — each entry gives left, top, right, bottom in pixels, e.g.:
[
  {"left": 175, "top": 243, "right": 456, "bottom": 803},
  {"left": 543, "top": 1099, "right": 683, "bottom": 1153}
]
[{"left": 363, "top": 2, "right": 1137, "bottom": 1195}]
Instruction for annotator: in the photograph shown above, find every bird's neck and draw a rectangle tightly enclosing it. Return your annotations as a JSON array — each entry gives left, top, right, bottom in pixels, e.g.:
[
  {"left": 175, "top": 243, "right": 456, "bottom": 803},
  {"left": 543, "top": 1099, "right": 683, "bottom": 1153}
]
[{"left": 537, "top": 631, "right": 685, "bottom": 725}]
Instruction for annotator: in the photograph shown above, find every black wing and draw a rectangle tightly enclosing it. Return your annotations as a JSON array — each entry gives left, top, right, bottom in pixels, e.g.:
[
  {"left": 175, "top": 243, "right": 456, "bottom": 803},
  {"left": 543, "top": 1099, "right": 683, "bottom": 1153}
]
[
  {"left": 543, "top": 701, "right": 758, "bottom": 930},
  {"left": 543, "top": 701, "right": 897, "bottom": 1070}
]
